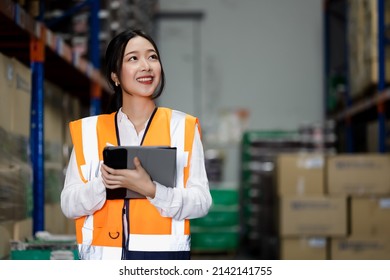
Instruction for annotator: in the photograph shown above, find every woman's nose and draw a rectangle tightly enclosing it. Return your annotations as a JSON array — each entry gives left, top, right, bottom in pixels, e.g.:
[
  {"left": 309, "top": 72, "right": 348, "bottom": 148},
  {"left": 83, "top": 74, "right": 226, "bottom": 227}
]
[{"left": 140, "top": 58, "right": 151, "bottom": 71}]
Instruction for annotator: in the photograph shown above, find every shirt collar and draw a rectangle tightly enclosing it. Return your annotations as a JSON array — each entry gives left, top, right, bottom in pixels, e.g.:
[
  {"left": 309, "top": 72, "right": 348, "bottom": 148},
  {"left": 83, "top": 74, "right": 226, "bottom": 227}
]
[{"left": 118, "top": 107, "right": 128, "bottom": 123}]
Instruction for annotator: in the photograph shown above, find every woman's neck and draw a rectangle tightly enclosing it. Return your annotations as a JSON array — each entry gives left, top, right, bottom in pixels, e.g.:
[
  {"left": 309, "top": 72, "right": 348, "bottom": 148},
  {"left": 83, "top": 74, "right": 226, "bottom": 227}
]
[{"left": 122, "top": 100, "right": 156, "bottom": 134}]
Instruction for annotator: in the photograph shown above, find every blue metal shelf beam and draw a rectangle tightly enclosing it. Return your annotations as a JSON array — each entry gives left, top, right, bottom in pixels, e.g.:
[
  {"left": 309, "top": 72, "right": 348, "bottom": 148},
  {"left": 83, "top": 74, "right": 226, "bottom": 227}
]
[{"left": 30, "top": 39, "right": 45, "bottom": 235}]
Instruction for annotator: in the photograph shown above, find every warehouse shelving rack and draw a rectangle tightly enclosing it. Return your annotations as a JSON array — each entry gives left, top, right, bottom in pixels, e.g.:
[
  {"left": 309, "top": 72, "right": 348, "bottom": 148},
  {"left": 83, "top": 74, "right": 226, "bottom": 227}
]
[
  {"left": 0, "top": 0, "right": 110, "bottom": 235},
  {"left": 325, "top": 0, "right": 389, "bottom": 153}
]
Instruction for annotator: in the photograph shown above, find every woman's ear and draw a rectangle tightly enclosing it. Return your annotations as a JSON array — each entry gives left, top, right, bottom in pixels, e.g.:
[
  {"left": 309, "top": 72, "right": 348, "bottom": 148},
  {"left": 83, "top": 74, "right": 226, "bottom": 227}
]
[{"left": 111, "top": 72, "right": 119, "bottom": 87}]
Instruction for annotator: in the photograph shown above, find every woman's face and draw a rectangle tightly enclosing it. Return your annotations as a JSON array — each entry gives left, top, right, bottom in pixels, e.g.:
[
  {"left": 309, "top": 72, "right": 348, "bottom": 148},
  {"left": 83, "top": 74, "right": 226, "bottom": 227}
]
[{"left": 118, "top": 36, "right": 162, "bottom": 98}]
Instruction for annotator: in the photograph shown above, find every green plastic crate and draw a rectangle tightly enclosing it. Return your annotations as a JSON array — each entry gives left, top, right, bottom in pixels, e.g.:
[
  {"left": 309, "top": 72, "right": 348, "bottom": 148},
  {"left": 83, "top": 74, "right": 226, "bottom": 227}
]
[
  {"left": 11, "top": 249, "right": 78, "bottom": 260},
  {"left": 10, "top": 238, "right": 78, "bottom": 260},
  {"left": 210, "top": 188, "right": 239, "bottom": 206},
  {"left": 192, "top": 206, "right": 239, "bottom": 227},
  {"left": 191, "top": 226, "right": 240, "bottom": 252}
]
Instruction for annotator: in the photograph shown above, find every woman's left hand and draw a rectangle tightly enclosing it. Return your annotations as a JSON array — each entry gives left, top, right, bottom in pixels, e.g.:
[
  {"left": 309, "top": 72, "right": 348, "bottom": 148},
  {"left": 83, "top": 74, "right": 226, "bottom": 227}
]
[{"left": 101, "top": 157, "right": 156, "bottom": 198}]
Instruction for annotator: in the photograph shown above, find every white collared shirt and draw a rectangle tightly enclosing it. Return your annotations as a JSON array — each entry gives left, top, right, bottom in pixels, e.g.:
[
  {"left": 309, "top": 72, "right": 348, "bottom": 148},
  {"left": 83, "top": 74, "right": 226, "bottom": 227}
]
[{"left": 61, "top": 108, "right": 212, "bottom": 221}]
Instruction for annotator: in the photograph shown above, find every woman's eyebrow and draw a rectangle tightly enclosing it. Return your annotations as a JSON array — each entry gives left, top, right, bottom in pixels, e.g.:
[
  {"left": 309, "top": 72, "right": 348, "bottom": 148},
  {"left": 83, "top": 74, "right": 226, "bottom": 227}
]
[
  {"left": 124, "top": 50, "right": 137, "bottom": 57},
  {"left": 124, "top": 49, "right": 156, "bottom": 57}
]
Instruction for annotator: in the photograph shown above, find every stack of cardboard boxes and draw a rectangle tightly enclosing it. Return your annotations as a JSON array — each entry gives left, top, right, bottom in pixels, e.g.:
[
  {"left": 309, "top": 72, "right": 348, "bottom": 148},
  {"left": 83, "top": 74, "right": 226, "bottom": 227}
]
[
  {"left": 278, "top": 153, "right": 390, "bottom": 259},
  {"left": 0, "top": 51, "right": 82, "bottom": 259},
  {"left": 0, "top": 52, "right": 33, "bottom": 259}
]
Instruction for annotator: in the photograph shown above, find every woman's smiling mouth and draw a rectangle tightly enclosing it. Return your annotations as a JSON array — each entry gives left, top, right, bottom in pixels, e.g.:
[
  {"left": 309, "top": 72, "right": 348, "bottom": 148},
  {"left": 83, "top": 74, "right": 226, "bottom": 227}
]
[{"left": 137, "top": 76, "right": 153, "bottom": 84}]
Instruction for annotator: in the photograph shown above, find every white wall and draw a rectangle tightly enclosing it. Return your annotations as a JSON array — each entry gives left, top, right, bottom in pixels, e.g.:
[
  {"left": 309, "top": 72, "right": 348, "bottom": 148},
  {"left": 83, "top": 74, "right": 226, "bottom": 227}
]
[
  {"left": 156, "top": 0, "right": 324, "bottom": 183},
  {"left": 157, "top": 0, "right": 324, "bottom": 132}
]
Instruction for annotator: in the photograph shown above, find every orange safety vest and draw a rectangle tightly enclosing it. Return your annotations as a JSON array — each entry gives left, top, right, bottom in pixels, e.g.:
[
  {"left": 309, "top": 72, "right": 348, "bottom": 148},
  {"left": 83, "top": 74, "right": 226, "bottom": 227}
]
[{"left": 69, "top": 107, "right": 198, "bottom": 259}]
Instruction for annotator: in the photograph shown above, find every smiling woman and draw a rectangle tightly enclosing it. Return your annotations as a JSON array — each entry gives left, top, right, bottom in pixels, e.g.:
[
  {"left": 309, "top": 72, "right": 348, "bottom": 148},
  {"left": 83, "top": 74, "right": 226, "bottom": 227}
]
[{"left": 60, "top": 29, "right": 212, "bottom": 260}]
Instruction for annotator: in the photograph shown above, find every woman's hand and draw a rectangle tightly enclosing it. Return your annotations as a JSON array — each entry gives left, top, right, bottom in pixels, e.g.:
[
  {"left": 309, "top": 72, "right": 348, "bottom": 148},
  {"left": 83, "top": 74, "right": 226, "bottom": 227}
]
[{"left": 101, "top": 157, "right": 156, "bottom": 198}]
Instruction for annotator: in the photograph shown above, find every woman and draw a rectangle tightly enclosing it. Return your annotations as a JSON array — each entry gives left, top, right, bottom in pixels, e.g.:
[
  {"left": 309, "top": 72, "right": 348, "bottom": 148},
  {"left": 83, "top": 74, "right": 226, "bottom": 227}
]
[{"left": 61, "top": 29, "right": 212, "bottom": 260}]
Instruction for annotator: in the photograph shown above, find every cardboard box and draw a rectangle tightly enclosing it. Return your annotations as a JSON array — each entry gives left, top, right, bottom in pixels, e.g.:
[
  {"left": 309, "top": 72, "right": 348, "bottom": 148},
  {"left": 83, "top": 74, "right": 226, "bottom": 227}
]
[
  {"left": 44, "top": 80, "right": 64, "bottom": 143},
  {"left": 13, "top": 218, "right": 32, "bottom": 241},
  {"left": 0, "top": 52, "right": 15, "bottom": 132},
  {"left": 10, "top": 58, "right": 31, "bottom": 137},
  {"left": 65, "top": 217, "right": 76, "bottom": 235},
  {"left": 277, "top": 153, "right": 325, "bottom": 195},
  {"left": 331, "top": 237, "right": 390, "bottom": 260},
  {"left": 45, "top": 203, "right": 67, "bottom": 234},
  {"left": 279, "top": 196, "right": 347, "bottom": 237},
  {"left": 351, "top": 196, "right": 390, "bottom": 237},
  {"left": 327, "top": 154, "right": 390, "bottom": 195},
  {"left": 347, "top": 0, "right": 390, "bottom": 98},
  {"left": 280, "top": 237, "right": 328, "bottom": 260}
]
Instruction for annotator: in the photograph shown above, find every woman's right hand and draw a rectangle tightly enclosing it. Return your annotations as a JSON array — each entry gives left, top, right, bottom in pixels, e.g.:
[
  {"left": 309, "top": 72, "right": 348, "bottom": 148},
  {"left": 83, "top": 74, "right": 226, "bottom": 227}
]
[{"left": 100, "top": 157, "right": 157, "bottom": 198}]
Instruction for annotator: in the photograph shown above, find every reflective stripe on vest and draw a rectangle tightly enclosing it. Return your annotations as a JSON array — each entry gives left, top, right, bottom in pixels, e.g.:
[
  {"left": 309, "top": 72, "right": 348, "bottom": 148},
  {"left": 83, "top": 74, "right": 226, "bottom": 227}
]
[
  {"left": 70, "top": 108, "right": 197, "bottom": 259},
  {"left": 79, "top": 117, "right": 99, "bottom": 247},
  {"left": 170, "top": 110, "right": 187, "bottom": 236},
  {"left": 81, "top": 116, "right": 100, "bottom": 182}
]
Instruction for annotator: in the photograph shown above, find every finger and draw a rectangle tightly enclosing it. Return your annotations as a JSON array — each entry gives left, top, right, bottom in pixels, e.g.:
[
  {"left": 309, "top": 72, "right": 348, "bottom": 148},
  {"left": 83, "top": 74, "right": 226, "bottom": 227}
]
[
  {"left": 104, "top": 170, "right": 125, "bottom": 181},
  {"left": 102, "top": 176, "right": 118, "bottom": 188},
  {"left": 102, "top": 177, "right": 123, "bottom": 187},
  {"left": 102, "top": 163, "right": 117, "bottom": 175},
  {"left": 101, "top": 163, "right": 110, "bottom": 173},
  {"left": 101, "top": 166, "right": 113, "bottom": 180},
  {"left": 133, "top": 157, "right": 142, "bottom": 170},
  {"left": 101, "top": 165, "right": 109, "bottom": 176},
  {"left": 104, "top": 183, "right": 122, "bottom": 190}
]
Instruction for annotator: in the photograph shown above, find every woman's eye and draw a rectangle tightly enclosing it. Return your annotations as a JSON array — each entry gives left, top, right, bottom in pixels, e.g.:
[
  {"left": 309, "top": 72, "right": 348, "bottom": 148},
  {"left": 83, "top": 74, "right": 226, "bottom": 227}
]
[
  {"left": 129, "top": 56, "right": 137, "bottom": 61},
  {"left": 149, "top": 54, "right": 158, "bottom": 60}
]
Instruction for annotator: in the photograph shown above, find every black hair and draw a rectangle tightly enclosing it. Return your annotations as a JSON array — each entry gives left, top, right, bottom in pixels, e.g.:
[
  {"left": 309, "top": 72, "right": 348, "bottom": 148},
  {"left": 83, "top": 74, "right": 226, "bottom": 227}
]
[{"left": 103, "top": 29, "right": 165, "bottom": 113}]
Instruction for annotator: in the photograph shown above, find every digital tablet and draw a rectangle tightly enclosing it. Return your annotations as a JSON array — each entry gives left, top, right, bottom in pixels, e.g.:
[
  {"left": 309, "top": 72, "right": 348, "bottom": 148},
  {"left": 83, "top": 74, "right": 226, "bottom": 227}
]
[{"left": 103, "top": 146, "right": 177, "bottom": 199}]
